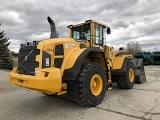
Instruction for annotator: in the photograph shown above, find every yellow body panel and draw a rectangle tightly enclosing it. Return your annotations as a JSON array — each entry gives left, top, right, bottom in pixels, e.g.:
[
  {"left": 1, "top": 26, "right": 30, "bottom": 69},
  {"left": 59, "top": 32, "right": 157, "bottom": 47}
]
[
  {"left": 9, "top": 67, "right": 62, "bottom": 94},
  {"left": 112, "top": 57, "right": 125, "bottom": 70},
  {"left": 9, "top": 38, "right": 85, "bottom": 94},
  {"left": 39, "top": 38, "right": 83, "bottom": 74},
  {"left": 41, "top": 38, "right": 76, "bottom": 44},
  {"left": 63, "top": 49, "right": 85, "bottom": 70}
]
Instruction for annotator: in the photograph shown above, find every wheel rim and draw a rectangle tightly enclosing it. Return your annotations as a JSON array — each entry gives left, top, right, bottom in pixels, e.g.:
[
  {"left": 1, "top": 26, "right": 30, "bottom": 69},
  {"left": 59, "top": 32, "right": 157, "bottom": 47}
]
[
  {"left": 129, "top": 68, "right": 134, "bottom": 82},
  {"left": 90, "top": 74, "right": 103, "bottom": 96}
]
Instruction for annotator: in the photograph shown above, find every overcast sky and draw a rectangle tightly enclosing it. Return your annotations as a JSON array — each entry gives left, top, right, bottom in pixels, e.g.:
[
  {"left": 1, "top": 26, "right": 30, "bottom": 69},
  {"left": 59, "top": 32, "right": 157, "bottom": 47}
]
[{"left": 0, "top": 0, "right": 160, "bottom": 52}]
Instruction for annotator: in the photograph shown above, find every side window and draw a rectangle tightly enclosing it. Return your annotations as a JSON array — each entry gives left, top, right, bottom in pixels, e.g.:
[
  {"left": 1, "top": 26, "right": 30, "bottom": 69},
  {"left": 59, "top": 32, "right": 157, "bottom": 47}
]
[
  {"left": 84, "top": 30, "right": 90, "bottom": 40},
  {"left": 73, "top": 31, "right": 80, "bottom": 39},
  {"left": 95, "top": 24, "right": 100, "bottom": 44},
  {"left": 94, "top": 24, "right": 103, "bottom": 45}
]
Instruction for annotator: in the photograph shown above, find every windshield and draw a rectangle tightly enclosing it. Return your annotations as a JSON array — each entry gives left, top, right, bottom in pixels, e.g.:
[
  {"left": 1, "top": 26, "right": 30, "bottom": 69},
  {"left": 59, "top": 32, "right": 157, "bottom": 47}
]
[{"left": 72, "top": 24, "right": 90, "bottom": 41}]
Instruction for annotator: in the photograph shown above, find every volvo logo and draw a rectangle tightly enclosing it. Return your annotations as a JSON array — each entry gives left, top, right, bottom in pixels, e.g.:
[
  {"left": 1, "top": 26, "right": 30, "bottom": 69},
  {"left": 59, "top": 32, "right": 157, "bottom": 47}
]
[
  {"left": 19, "top": 50, "right": 33, "bottom": 67},
  {"left": 24, "top": 56, "right": 28, "bottom": 61}
]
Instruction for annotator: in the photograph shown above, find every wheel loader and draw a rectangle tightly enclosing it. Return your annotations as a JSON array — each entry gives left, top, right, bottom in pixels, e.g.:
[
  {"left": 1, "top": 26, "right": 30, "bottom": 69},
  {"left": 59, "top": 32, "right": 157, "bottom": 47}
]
[{"left": 9, "top": 17, "right": 146, "bottom": 106}]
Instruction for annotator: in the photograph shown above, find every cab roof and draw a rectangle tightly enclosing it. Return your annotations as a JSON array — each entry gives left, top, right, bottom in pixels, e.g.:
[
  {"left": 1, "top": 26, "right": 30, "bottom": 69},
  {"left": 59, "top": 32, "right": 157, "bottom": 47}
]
[{"left": 68, "top": 19, "right": 107, "bottom": 28}]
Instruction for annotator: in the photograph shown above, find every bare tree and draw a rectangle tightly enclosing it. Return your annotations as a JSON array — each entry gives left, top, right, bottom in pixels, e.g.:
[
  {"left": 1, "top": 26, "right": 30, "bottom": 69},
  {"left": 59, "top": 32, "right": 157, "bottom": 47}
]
[
  {"left": 153, "top": 46, "right": 159, "bottom": 51},
  {"left": 126, "top": 41, "right": 142, "bottom": 55}
]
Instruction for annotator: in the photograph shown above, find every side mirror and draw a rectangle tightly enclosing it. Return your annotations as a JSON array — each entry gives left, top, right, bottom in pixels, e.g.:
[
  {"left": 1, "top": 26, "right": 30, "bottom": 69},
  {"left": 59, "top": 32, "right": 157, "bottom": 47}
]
[{"left": 107, "top": 27, "right": 111, "bottom": 34}]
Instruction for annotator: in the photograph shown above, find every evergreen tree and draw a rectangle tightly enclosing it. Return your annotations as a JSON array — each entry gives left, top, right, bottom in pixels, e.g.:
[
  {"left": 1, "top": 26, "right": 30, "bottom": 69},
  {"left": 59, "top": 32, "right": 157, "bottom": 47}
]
[{"left": 0, "top": 23, "right": 13, "bottom": 69}]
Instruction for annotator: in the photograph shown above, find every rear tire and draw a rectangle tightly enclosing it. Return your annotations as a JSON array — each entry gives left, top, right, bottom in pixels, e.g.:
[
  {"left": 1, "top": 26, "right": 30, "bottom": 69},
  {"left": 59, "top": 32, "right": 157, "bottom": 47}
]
[
  {"left": 116, "top": 61, "right": 135, "bottom": 89},
  {"left": 75, "top": 62, "right": 107, "bottom": 106}
]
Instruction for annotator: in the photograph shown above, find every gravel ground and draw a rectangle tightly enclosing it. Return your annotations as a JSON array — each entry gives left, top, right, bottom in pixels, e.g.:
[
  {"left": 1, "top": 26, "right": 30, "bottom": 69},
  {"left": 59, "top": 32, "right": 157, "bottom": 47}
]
[{"left": 0, "top": 65, "right": 160, "bottom": 120}]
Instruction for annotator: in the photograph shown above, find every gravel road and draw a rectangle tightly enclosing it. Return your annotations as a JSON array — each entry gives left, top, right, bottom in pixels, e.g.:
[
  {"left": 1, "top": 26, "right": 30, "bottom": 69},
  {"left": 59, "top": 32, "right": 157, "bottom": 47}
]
[{"left": 0, "top": 66, "right": 160, "bottom": 120}]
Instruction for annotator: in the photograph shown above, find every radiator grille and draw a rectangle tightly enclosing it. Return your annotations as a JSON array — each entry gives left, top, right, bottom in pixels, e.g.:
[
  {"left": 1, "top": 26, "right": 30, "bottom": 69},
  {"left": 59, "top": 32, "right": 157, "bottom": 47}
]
[
  {"left": 55, "top": 44, "right": 64, "bottom": 55},
  {"left": 54, "top": 44, "right": 64, "bottom": 68},
  {"left": 18, "top": 46, "right": 40, "bottom": 75}
]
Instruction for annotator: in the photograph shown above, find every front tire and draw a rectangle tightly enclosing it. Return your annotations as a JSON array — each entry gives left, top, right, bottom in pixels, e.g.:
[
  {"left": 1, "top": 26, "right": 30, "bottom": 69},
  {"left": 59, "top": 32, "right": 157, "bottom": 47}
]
[
  {"left": 75, "top": 62, "right": 107, "bottom": 106},
  {"left": 116, "top": 61, "right": 135, "bottom": 89}
]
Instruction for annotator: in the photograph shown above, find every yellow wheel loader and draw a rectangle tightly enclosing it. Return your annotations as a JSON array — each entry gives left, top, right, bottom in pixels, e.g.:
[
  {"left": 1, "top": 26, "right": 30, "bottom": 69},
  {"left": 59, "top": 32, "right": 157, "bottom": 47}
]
[{"left": 9, "top": 17, "right": 146, "bottom": 106}]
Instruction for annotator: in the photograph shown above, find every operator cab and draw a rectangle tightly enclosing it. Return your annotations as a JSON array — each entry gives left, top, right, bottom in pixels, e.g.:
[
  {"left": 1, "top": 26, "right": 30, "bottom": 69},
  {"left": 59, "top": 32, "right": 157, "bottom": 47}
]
[{"left": 68, "top": 19, "right": 111, "bottom": 47}]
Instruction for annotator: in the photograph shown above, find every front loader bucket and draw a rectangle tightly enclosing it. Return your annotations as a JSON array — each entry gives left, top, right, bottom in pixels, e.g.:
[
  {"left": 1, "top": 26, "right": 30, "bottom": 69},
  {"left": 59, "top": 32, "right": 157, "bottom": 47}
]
[{"left": 131, "top": 58, "right": 146, "bottom": 84}]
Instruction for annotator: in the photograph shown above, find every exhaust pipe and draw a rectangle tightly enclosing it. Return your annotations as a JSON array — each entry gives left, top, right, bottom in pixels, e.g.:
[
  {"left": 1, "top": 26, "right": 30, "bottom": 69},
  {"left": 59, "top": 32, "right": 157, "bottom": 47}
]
[{"left": 47, "top": 16, "right": 58, "bottom": 38}]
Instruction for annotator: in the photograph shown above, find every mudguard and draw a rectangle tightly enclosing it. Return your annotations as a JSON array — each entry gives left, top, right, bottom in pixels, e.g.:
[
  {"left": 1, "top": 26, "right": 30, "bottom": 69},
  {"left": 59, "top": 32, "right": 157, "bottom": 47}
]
[
  {"left": 111, "top": 57, "right": 146, "bottom": 84},
  {"left": 63, "top": 47, "right": 104, "bottom": 80}
]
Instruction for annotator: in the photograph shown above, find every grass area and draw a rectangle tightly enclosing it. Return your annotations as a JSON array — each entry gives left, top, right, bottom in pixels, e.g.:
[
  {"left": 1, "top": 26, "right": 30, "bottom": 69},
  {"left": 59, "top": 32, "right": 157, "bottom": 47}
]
[{"left": 12, "top": 57, "right": 18, "bottom": 67}]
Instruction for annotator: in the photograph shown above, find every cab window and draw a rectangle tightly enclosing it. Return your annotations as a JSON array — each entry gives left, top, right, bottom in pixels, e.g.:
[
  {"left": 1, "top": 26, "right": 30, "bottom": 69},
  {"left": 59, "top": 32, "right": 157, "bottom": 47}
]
[
  {"left": 72, "top": 24, "right": 90, "bottom": 41},
  {"left": 94, "top": 24, "right": 103, "bottom": 46}
]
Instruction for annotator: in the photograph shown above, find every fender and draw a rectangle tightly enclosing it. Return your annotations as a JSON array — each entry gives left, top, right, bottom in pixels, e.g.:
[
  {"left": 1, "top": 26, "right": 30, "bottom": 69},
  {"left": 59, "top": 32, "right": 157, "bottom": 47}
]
[
  {"left": 111, "top": 57, "right": 128, "bottom": 75},
  {"left": 63, "top": 47, "right": 104, "bottom": 80}
]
